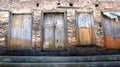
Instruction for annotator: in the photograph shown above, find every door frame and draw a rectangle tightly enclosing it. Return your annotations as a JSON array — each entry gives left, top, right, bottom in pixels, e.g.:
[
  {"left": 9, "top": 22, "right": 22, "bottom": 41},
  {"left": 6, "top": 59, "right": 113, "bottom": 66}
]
[
  {"left": 75, "top": 11, "right": 95, "bottom": 45},
  {"left": 8, "top": 12, "right": 33, "bottom": 50},
  {"left": 41, "top": 10, "right": 67, "bottom": 51}
]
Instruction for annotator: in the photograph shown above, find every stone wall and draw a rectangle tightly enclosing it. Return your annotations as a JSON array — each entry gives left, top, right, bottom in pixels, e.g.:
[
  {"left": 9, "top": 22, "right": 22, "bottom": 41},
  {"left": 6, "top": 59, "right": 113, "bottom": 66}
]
[{"left": 0, "top": 0, "right": 120, "bottom": 48}]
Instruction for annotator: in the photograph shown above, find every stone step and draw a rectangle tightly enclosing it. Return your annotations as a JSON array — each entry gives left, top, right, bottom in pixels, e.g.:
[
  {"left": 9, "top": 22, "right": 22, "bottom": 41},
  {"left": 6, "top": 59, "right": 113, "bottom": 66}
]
[
  {"left": 1, "top": 46, "right": 120, "bottom": 56},
  {"left": 0, "top": 55, "right": 120, "bottom": 63},
  {"left": 0, "top": 61, "right": 120, "bottom": 67}
]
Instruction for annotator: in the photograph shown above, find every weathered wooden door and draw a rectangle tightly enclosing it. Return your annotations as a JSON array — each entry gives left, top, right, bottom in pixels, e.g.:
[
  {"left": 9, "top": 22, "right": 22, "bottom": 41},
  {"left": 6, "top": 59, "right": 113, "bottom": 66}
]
[
  {"left": 43, "top": 13, "right": 65, "bottom": 50},
  {"left": 102, "top": 18, "right": 116, "bottom": 49},
  {"left": 77, "top": 13, "right": 94, "bottom": 45},
  {"left": 10, "top": 14, "right": 32, "bottom": 49}
]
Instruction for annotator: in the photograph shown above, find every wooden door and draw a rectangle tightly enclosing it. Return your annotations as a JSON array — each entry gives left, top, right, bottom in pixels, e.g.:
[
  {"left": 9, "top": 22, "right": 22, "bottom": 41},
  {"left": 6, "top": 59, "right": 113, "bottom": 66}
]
[
  {"left": 43, "top": 13, "right": 65, "bottom": 50},
  {"left": 77, "top": 13, "right": 93, "bottom": 45},
  {"left": 10, "top": 15, "right": 22, "bottom": 49},
  {"left": 102, "top": 18, "right": 116, "bottom": 49},
  {"left": 10, "top": 14, "right": 32, "bottom": 49}
]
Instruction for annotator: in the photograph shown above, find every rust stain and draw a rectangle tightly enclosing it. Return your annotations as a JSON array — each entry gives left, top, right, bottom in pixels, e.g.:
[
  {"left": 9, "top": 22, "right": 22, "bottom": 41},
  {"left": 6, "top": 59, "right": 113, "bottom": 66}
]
[
  {"left": 104, "top": 36, "right": 116, "bottom": 49},
  {"left": 115, "top": 38, "right": 120, "bottom": 49}
]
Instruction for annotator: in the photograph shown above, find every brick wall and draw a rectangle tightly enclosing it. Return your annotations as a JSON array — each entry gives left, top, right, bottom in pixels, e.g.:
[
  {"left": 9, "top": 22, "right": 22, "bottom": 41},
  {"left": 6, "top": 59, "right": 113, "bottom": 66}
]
[{"left": 0, "top": 0, "right": 120, "bottom": 48}]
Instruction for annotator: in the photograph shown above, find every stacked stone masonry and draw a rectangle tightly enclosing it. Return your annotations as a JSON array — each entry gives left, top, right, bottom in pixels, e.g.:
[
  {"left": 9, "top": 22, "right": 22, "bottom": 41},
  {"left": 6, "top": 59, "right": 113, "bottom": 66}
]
[{"left": 0, "top": 0, "right": 120, "bottom": 48}]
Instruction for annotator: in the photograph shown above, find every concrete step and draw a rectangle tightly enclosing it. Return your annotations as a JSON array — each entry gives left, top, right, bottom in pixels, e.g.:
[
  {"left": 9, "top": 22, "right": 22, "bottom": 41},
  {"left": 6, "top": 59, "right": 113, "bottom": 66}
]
[
  {"left": 0, "top": 55, "right": 120, "bottom": 62},
  {"left": 0, "top": 55, "right": 120, "bottom": 67},
  {"left": 0, "top": 61, "right": 120, "bottom": 67}
]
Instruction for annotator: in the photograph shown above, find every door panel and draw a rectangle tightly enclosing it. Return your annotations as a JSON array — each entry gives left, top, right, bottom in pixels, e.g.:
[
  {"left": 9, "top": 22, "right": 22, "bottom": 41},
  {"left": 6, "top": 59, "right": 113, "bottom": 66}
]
[
  {"left": 10, "top": 14, "right": 32, "bottom": 49},
  {"left": 112, "top": 21, "right": 120, "bottom": 49},
  {"left": 54, "top": 14, "right": 65, "bottom": 49},
  {"left": 10, "top": 15, "right": 22, "bottom": 49},
  {"left": 77, "top": 13, "right": 93, "bottom": 45},
  {"left": 21, "top": 15, "right": 32, "bottom": 49},
  {"left": 43, "top": 14, "right": 54, "bottom": 50},
  {"left": 43, "top": 13, "right": 65, "bottom": 50},
  {"left": 78, "top": 27, "right": 92, "bottom": 44},
  {"left": 103, "top": 18, "right": 115, "bottom": 49}
]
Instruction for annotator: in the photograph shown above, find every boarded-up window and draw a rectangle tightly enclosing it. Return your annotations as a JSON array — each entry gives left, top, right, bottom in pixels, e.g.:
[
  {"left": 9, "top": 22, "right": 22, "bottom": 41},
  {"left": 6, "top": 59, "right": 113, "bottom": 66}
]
[
  {"left": 76, "top": 12, "right": 94, "bottom": 45},
  {"left": 9, "top": 13, "right": 32, "bottom": 50}
]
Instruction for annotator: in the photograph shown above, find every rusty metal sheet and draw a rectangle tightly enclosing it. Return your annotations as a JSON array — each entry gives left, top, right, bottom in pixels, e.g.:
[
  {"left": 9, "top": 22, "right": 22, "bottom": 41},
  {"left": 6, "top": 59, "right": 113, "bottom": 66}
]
[
  {"left": 10, "top": 14, "right": 32, "bottom": 49},
  {"left": 77, "top": 13, "right": 93, "bottom": 45},
  {"left": 43, "top": 13, "right": 65, "bottom": 50}
]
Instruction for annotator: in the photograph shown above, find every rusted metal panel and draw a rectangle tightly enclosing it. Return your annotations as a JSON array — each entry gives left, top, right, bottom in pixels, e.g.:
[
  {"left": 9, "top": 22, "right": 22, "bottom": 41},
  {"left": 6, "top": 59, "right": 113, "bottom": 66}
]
[
  {"left": 43, "top": 13, "right": 66, "bottom": 50},
  {"left": 76, "top": 13, "right": 94, "bottom": 45},
  {"left": 9, "top": 13, "right": 32, "bottom": 50}
]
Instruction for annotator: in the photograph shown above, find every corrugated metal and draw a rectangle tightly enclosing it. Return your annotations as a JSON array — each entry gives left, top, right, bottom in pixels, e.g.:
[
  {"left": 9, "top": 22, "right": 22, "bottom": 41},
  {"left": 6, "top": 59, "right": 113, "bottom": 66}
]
[
  {"left": 43, "top": 13, "right": 65, "bottom": 50},
  {"left": 77, "top": 13, "right": 94, "bottom": 45},
  {"left": 111, "top": 12, "right": 120, "bottom": 16},
  {"left": 10, "top": 14, "right": 32, "bottom": 49},
  {"left": 103, "top": 12, "right": 118, "bottom": 19}
]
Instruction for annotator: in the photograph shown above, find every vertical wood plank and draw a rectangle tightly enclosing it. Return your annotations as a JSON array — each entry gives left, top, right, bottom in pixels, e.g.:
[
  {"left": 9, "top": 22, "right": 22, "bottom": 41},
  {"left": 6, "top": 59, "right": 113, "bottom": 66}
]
[
  {"left": 54, "top": 14, "right": 65, "bottom": 49},
  {"left": 10, "top": 15, "right": 22, "bottom": 49},
  {"left": 21, "top": 15, "right": 32, "bottom": 49},
  {"left": 43, "top": 14, "right": 54, "bottom": 50},
  {"left": 103, "top": 18, "right": 116, "bottom": 49}
]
